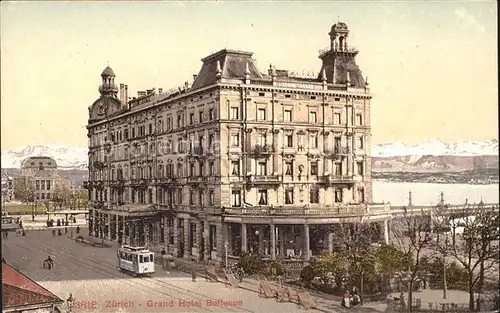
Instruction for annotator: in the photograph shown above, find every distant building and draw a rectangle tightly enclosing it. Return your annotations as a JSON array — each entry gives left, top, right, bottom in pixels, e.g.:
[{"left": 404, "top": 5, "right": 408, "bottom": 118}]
[
  {"left": 1, "top": 169, "right": 14, "bottom": 202},
  {"left": 14, "top": 156, "right": 70, "bottom": 202},
  {"left": 2, "top": 262, "right": 64, "bottom": 312}
]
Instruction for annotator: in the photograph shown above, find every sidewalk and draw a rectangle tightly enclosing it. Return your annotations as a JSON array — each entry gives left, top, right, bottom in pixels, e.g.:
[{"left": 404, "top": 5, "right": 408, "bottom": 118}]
[{"left": 152, "top": 253, "right": 385, "bottom": 313}]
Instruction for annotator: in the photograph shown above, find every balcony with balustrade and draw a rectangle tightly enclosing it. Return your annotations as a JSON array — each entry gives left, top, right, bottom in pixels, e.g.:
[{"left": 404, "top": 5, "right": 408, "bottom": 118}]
[
  {"left": 318, "top": 174, "right": 355, "bottom": 186},
  {"left": 156, "top": 177, "right": 177, "bottom": 187},
  {"left": 245, "top": 174, "right": 282, "bottom": 187},
  {"left": 249, "top": 145, "right": 275, "bottom": 158},
  {"left": 130, "top": 179, "right": 148, "bottom": 188},
  {"left": 222, "top": 203, "right": 389, "bottom": 217},
  {"left": 324, "top": 146, "right": 350, "bottom": 159}
]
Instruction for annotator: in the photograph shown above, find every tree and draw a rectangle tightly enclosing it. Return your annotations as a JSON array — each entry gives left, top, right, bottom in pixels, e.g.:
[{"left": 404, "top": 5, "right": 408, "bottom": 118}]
[
  {"left": 391, "top": 207, "right": 438, "bottom": 312},
  {"left": 75, "top": 188, "right": 89, "bottom": 209},
  {"left": 313, "top": 253, "right": 347, "bottom": 290},
  {"left": 432, "top": 203, "right": 500, "bottom": 311},
  {"left": 331, "top": 221, "right": 380, "bottom": 303},
  {"left": 374, "top": 244, "right": 411, "bottom": 293},
  {"left": 53, "top": 182, "right": 71, "bottom": 210},
  {"left": 14, "top": 179, "right": 35, "bottom": 203},
  {"left": 420, "top": 256, "right": 468, "bottom": 291}
]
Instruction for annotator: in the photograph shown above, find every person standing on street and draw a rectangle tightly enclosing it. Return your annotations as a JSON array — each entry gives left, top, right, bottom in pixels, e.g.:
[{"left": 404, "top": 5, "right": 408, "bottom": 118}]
[{"left": 191, "top": 266, "right": 197, "bottom": 282}]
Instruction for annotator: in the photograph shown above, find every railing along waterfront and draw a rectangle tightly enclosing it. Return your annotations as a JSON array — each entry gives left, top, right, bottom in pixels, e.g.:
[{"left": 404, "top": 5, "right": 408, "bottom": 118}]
[{"left": 222, "top": 203, "right": 390, "bottom": 216}]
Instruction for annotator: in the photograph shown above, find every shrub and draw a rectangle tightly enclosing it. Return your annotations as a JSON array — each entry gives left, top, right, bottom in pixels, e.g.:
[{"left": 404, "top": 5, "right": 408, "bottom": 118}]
[
  {"left": 263, "top": 260, "right": 286, "bottom": 278},
  {"left": 238, "top": 252, "right": 261, "bottom": 274},
  {"left": 300, "top": 265, "right": 315, "bottom": 286}
]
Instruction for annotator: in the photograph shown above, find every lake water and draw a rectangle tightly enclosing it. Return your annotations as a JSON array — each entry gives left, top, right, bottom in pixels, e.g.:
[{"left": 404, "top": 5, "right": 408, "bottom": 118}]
[{"left": 372, "top": 181, "right": 499, "bottom": 206}]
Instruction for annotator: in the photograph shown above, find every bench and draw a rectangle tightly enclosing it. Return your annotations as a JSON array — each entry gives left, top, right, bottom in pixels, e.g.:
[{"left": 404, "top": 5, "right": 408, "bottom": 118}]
[
  {"left": 205, "top": 265, "right": 219, "bottom": 282},
  {"left": 223, "top": 269, "right": 240, "bottom": 289},
  {"left": 296, "top": 292, "right": 317, "bottom": 310},
  {"left": 258, "top": 282, "right": 277, "bottom": 299}
]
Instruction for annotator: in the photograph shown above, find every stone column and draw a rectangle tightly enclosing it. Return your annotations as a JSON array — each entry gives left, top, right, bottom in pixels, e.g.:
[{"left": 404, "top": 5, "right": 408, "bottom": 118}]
[
  {"left": 196, "top": 219, "right": 203, "bottom": 262},
  {"left": 216, "top": 221, "right": 225, "bottom": 262},
  {"left": 241, "top": 223, "right": 247, "bottom": 253},
  {"left": 173, "top": 217, "right": 179, "bottom": 256},
  {"left": 272, "top": 130, "right": 279, "bottom": 173},
  {"left": 203, "top": 220, "right": 210, "bottom": 261},
  {"left": 145, "top": 222, "right": 150, "bottom": 247},
  {"left": 183, "top": 218, "right": 190, "bottom": 259},
  {"left": 225, "top": 223, "right": 232, "bottom": 256},
  {"left": 328, "top": 232, "right": 334, "bottom": 253},
  {"left": 303, "top": 224, "right": 310, "bottom": 261},
  {"left": 383, "top": 219, "right": 389, "bottom": 244},
  {"left": 163, "top": 216, "right": 169, "bottom": 247},
  {"left": 115, "top": 215, "right": 119, "bottom": 242},
  {"left": 279, "top": 227, "right": 285, "bottom": 257},
  {"left": 90, "top": 209, "right": 95, "bottom": 236},
  {"left": 270, "top": 224, "right": 276, "bottom": 259},
  {"left": 258, "top": 226, "right": 264, "bottom": 255}
]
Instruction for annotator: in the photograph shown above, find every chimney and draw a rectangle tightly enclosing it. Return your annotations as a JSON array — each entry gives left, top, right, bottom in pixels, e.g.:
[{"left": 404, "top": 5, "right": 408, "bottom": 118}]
[
  {"left": 193, "top": 74, "right": 198, "bottom": 81},
  {"left": 119, "top": 84, "right": 125, "bottom": 105},
  {"left": 124, "top": 85, "right": 128, "bottom": 108},
  {"left": 158, "top": 88, "right": 163, "bottom": 94},
  {"left": 138, "top": 91, "right": 146, "bottom": 97}
]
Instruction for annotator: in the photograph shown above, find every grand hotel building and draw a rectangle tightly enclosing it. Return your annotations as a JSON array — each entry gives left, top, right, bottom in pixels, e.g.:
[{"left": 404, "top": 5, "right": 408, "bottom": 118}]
[{"left": 85, "top": 22, "right": 391, "bottom": 264}]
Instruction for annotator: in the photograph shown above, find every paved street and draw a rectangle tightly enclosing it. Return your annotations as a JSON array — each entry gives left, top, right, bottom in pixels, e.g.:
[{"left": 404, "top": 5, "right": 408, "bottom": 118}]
[
  {"left": 3, "top": 228, "right": 347, "bottom": 313},
  {"left": 3, "top": 227, "right": 484, "bottom": 313}
]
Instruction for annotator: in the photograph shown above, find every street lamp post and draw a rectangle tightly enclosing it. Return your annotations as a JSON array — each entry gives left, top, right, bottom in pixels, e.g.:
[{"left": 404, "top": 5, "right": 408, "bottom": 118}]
[
  {"left": 443, "top": 232, "right": 448, "bottom": 299},
  {"left": 66, "top": 294, "right": 74, "bottom": 313}
]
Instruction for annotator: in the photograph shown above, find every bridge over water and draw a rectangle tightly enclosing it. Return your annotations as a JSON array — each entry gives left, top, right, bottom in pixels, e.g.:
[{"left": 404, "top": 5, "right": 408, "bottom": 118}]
[{"left": 389, "top": 191, "right": 499, "bottom": 231}]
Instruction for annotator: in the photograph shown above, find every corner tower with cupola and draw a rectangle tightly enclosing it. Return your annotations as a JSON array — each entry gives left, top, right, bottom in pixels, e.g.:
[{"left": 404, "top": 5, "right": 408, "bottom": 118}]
[{"left": 88, "top": 66, "right": 128, "bottom": 123}]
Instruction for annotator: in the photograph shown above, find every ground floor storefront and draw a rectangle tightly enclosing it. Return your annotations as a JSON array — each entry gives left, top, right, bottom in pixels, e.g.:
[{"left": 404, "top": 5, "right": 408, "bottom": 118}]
[{"left": 89, "top": 207, "right": 391, "bottom": 265}]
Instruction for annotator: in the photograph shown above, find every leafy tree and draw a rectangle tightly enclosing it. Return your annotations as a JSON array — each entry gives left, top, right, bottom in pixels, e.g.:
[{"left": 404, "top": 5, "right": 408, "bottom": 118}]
[
  {"left": 331, "top": 222, "right": 379, "bottom": 303},
  {"left": 421, "top": 257, "right": 468, "bottom": 290},
  {"left": 313, "top": 253, "right": 347, "bottom": 290},
  {"left": 75, "top": 188, "right": 89, "bottom": 209},
  {"left": 14, "top": 179, "right": 35, "bottom": 203},
  {"left": 432, "top": 204, "right": 500, "bottom": 311},
  {"left": 347, "top": 249, "right": 379, "bottom": 294},
  {"left": 391, "top": 207, "right": 438, "bottom": 313},
  {"left": 374, "top": 244, "right": 411, "bottom": 293},
  {"left": 53, "top": 182, "right": 71, "bottom": 210},
  {"left": 238, "top": 252, "right": 261, "bottom": 274}
]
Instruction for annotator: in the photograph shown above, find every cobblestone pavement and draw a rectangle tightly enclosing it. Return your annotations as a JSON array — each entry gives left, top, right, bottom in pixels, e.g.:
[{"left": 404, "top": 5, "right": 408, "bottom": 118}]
[{"left": 3, "top": 229, "right": 345, "bottom": 313}]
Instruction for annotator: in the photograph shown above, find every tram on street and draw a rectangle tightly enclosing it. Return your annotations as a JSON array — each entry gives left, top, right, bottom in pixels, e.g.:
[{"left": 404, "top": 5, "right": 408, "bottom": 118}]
[
  {"left": 1, "top": 215, "right": 21, "bottom": 231},
  {"left": 117, "top": 245, "right": 155, "bottom": 276}
]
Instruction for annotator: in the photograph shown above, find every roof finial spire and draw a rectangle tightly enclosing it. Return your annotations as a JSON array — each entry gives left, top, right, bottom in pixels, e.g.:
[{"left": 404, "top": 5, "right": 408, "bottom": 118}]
[{"left": 337, "top": 15, "right": 340, "bottom": 23}]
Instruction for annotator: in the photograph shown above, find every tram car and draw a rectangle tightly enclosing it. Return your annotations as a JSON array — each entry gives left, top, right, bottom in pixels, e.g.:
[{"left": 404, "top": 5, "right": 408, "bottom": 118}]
[
  {"left": 117, "top": 245, "right": 155, "bottom": 276},
  {"left": 1, "top": 215, "right": 21, "bottom": 231}
]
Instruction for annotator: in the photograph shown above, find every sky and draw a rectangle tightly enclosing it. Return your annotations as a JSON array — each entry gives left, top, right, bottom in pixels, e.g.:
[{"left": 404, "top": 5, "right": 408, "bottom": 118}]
[{"left": 1, "top": 1, "right": 497, "bottom": 149}]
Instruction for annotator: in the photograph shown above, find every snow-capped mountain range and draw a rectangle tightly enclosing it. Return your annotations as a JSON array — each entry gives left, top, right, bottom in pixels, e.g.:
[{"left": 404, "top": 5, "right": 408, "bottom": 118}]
[
  {"left": 372, "top": 139, "right": 498, "bottom": 157},
  {"left": 0, "top": 140, "right": 497, "bottom": 170}
]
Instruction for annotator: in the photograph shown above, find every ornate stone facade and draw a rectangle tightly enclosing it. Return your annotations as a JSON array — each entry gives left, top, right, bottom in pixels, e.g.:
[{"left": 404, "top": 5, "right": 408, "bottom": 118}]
[
  {"left": 85, "top": 22, "right": 391, "bottom": 264},
  {"left": 15, "top": 156, "right": 69, "bottom": 202}
]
